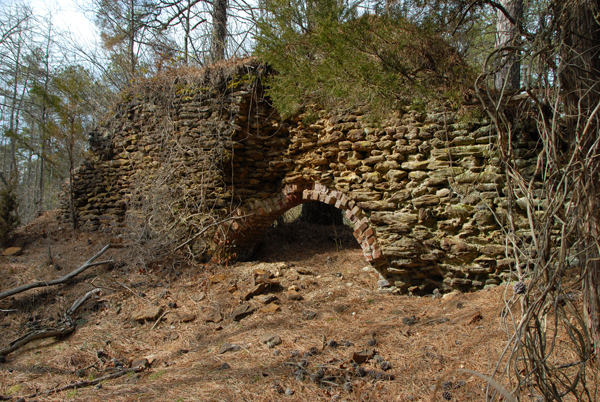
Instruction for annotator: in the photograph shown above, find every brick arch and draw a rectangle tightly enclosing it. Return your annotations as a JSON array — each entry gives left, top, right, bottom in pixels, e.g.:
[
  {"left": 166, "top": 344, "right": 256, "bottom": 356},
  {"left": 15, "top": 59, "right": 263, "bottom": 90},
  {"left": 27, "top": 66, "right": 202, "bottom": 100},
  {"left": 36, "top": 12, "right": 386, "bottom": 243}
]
[{"left": 215, "top": 183, "right": 387, "bottom": 269}]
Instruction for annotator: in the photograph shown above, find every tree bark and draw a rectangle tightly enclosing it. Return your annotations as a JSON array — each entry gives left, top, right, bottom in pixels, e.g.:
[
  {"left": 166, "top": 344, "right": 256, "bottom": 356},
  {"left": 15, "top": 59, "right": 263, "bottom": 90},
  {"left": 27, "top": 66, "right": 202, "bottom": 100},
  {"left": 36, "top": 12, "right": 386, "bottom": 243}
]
[
  {"left": 494, "top": 0, "right": 522, "bottom": 91},
  {"left": 210, "top": 0, "right": 228, "bottom": 62}
]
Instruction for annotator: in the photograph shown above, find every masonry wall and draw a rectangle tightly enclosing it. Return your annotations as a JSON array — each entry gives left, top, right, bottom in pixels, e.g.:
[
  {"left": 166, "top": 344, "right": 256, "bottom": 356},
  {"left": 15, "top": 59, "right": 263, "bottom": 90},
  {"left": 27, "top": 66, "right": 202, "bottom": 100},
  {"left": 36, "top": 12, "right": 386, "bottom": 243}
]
[{"left": 65, "top": 59, "right": 539, "bottom": 293}]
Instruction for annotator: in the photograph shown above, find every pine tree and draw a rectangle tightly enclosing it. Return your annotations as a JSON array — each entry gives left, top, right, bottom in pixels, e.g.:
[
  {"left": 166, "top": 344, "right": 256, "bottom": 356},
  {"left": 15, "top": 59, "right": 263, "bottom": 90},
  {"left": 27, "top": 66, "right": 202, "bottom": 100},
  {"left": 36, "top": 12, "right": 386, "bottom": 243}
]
[{"left": 255, "top": 0, "right": 473, "bottom": 117}]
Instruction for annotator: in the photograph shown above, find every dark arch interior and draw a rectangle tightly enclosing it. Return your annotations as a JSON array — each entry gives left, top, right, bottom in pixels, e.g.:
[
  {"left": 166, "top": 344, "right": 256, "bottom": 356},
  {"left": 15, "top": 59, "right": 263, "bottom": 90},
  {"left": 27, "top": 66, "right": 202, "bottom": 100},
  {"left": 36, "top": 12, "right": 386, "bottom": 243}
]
[
  {"left": 297, "top": 202, "right": 344, "bottom": 226},
  {"left": 251, "top": 202, "right": 361, "bottom": 264}
]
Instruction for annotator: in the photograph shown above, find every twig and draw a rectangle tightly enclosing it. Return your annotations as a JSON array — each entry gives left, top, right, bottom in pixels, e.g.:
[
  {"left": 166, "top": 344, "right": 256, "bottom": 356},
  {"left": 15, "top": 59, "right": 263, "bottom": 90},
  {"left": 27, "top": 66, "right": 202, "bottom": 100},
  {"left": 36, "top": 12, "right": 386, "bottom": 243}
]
[
  {"left": 113, "top": 279, "right": 145, "bottom": 299},
  {"left": 174, "top": 216, "right": 246, "bottom": 252},
  {"left": 27, "top": 367, "right": 142, "bottom": 398},
  {"left": 0, "top": 244, "right": 114, "bottom": 300},
  {"left": 151, "top": 311, "right": 169, "bottom": 330},
  {"left": 70, "top": 359, "right": 101, "bottom": 374}
]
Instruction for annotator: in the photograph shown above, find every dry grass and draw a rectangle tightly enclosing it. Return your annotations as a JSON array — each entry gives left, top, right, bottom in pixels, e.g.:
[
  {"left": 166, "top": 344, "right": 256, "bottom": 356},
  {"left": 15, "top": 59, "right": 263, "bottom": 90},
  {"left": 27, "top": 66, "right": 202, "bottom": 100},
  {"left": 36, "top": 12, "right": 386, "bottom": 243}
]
[{"left": 0, "top": 211, "right": 577, "bottom": 401}]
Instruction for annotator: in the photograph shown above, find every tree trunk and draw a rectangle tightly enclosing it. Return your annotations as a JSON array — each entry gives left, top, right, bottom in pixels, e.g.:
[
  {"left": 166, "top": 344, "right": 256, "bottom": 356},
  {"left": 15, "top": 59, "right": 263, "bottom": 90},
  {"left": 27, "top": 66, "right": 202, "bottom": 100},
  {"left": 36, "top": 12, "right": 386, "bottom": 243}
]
[
  {"left": 210, "top": 0, "right": 228, "bottom": 62},
  {"left": 494, "top": 0, "right": 522, "bottom": 91},
  {"left": 129, "top": 0, "right": 136, "bottom": 77}
]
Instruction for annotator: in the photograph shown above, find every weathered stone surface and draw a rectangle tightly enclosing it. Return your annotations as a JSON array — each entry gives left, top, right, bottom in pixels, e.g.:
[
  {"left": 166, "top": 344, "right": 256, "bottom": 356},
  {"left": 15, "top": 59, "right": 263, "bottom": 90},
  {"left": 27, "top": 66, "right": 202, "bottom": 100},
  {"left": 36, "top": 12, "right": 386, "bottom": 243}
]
[
  {"left": 260, "top": 303, "right": 281, "bottom": 314},
  {"left": 231, "top": 303, "right": 256, "bottom": 321},
  {"left": 205, "top": 309, "right": 223, "bottom": 323},
  {"left": 260, "top": 334, "right": 282, "bottom": 346},
  {"left": 132, "top": 306, "right": 162, "bottom": 322},
  {"left": 412, "top": 195, "right": 440, "bottom": 208},
  {"left": 386, "top": 170, "right": 408, "bottom": 182},
  {"left": 2, "top": 247, "right": 22, "bottom": 256},
  {"left": 401, "top": 161, "right": 430, "bottom": 170}
]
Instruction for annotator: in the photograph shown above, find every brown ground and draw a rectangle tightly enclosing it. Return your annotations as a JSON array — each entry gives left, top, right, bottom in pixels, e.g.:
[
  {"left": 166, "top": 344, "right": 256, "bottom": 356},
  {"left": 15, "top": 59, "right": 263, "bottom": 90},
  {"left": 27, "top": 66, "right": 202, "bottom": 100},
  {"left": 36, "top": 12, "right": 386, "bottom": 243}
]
[{"left": 0, "top": 211, "right": 582, "bottom": 401}]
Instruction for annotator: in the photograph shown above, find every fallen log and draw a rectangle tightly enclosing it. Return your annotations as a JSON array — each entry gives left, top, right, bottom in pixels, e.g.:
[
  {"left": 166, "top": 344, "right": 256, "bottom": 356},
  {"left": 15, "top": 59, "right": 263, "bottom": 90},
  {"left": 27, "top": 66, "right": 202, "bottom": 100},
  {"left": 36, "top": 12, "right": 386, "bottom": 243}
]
[{"left": 0, "top": 244, "right": 113, "bottom": 300}]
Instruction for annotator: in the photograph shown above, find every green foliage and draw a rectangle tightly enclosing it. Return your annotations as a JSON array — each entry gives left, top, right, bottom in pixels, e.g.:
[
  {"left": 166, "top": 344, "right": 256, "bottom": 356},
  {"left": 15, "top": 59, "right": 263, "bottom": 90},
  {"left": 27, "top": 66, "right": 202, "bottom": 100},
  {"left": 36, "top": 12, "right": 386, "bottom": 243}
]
[
  {"left": 255, "top": 0, "right": 475, "bottom": 117},
  {"left": 0, "top": 186, "right": 19, "bottom": 245},
  {"left": 393, "top": 0, "right": 496, "bottom": 64}
]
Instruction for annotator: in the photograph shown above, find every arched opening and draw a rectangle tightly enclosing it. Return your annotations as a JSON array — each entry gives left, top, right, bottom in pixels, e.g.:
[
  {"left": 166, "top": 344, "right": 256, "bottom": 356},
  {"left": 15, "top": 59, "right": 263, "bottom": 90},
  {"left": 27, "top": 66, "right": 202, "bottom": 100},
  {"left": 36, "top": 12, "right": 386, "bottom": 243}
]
[
  {"left": 252, "top": 202, "right": 360, "bottom": 267},
  {"left": 214, "top": 183, "right": 387, "bottom": 270},
  {"left": 297, "top": 201, "right": 344, "bottom": 226}
]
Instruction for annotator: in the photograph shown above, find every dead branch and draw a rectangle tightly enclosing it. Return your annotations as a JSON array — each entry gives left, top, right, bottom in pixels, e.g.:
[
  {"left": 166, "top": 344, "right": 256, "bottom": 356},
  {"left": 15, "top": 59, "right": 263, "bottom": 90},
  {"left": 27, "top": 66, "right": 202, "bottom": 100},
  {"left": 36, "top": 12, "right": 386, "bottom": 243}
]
[
  {"left": 66, "top": 288, "right": 102, "bottom": 316},
  {"left": 26, "top": 367, "right": 143, "bottom": 398},
  {"left": 0, "top": 244, "right": 113, "bottom": 300},
  {"left": 0, "top": 288, "right": 103, "bottom": 359},
  {"left": 174, "top": 215, "right": 245, "bottom": 252},
  {"left": 0, "top": 325, "right": 76, "bottom": 359}
]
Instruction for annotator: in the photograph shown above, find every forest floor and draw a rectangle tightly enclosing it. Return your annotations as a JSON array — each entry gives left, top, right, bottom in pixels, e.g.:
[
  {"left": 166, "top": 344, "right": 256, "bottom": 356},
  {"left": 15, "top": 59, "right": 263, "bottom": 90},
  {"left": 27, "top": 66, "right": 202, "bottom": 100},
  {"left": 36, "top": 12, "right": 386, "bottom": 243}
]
[{"left": 0, "top": 210, "right": 580, "bottom": 402}]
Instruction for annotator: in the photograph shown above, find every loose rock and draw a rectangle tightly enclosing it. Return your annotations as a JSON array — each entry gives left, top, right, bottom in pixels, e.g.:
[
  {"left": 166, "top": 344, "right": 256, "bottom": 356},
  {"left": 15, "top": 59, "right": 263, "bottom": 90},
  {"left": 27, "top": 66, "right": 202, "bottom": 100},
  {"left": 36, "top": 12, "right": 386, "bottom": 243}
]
[
  {"left": 303, "top": 310, "right": 317, "bottom": 320},
  {"left": 218, "top": 343, "right": 242, "bottom": 354},
  {"left": 179, "top": 312, "right": 196, "bottom": 323},
  {"left": 231, "top": 303, "right": 256, "bottom": 321},
  {"left": 131, "top": 358, "right": 150, "bottom": 369},
  {"left": 132, "top": 306, "right": 162, "bottom": 322},
  {"left": 257, "top": 294, "right": 279, "bottom": 304},
  {"left": 287, "top": 289, "right": 303, "bottom": 301},
  {"left": 1, "top": 247, "right": 22, "bottom": 256},
  {"left": 205, "top": 309, "right": 223, "bottom": 323},
  {"left": 260, "top": 303, "right": 281, "bottom": 314},
  {"left": 260, "top": 334, "right": 282, "bottom": 347},
  {"left": 350, "top": 348, "right": 375, "bottom": 364}
]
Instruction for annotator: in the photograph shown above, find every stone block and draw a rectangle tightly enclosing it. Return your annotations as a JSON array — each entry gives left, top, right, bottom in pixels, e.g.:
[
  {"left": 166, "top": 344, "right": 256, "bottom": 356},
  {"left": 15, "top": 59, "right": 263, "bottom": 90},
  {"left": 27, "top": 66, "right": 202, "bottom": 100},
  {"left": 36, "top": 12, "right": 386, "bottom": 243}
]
[
  {"left": 352, "top": 141, "right": 376, "bottom": 152},
  {"left": 386, "top": 170, "right": 408, "bottom": 182},
  {"left": 347, "top": 129, "right": 365, "bottom": 141},
  {"left": 357, "top": 201, "right": 397, "bottom": 210},
  {"left": 412, "top": 195, "right": 440, "bottom": 208}
]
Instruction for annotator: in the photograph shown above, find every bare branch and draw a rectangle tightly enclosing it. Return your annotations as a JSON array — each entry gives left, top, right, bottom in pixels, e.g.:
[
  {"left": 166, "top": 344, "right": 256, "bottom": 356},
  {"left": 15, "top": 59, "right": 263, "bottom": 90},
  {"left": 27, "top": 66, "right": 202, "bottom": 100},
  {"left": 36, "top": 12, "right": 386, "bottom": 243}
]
[
  {"left": 27, "top": 367, "right": 143, "bottom": 398},
  {"left": 66, "top": 288, "right": 102, "bottom": 316},
  {"left": 0, "top": 244, "right": 113, "bottom": 300}
]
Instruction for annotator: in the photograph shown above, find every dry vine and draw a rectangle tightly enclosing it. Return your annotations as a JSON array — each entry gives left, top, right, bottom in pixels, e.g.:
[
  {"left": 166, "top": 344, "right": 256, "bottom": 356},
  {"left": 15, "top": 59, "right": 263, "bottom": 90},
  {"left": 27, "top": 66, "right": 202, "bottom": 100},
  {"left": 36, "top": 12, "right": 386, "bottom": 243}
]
[
  {"left": 120, "top": 64, "right": 258, "bottom": 270},
  {"left": 474, "top": 1, "right": 600, "bottom": 400}
]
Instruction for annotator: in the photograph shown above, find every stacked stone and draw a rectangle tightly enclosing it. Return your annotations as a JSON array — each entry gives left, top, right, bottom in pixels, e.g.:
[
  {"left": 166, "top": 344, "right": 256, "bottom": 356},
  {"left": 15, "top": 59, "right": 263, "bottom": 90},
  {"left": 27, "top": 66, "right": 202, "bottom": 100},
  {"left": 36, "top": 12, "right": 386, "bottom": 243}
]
[
  {"left": 269, "top": 109, "right": 538, "bottom": 291},
  {"left": 63, "top": 61, "right": 276, "bottom": 244},
  {"left": 64, "top": 59, "right": 541, "bottom": 293}
]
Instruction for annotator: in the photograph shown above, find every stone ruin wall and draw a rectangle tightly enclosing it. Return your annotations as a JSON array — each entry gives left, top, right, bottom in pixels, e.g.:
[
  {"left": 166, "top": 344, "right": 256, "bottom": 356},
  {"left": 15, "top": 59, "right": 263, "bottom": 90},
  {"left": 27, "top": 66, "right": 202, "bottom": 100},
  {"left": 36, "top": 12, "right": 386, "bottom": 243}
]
[{"left": 65, "top": 60, "right": 539, "bottom": 294}]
